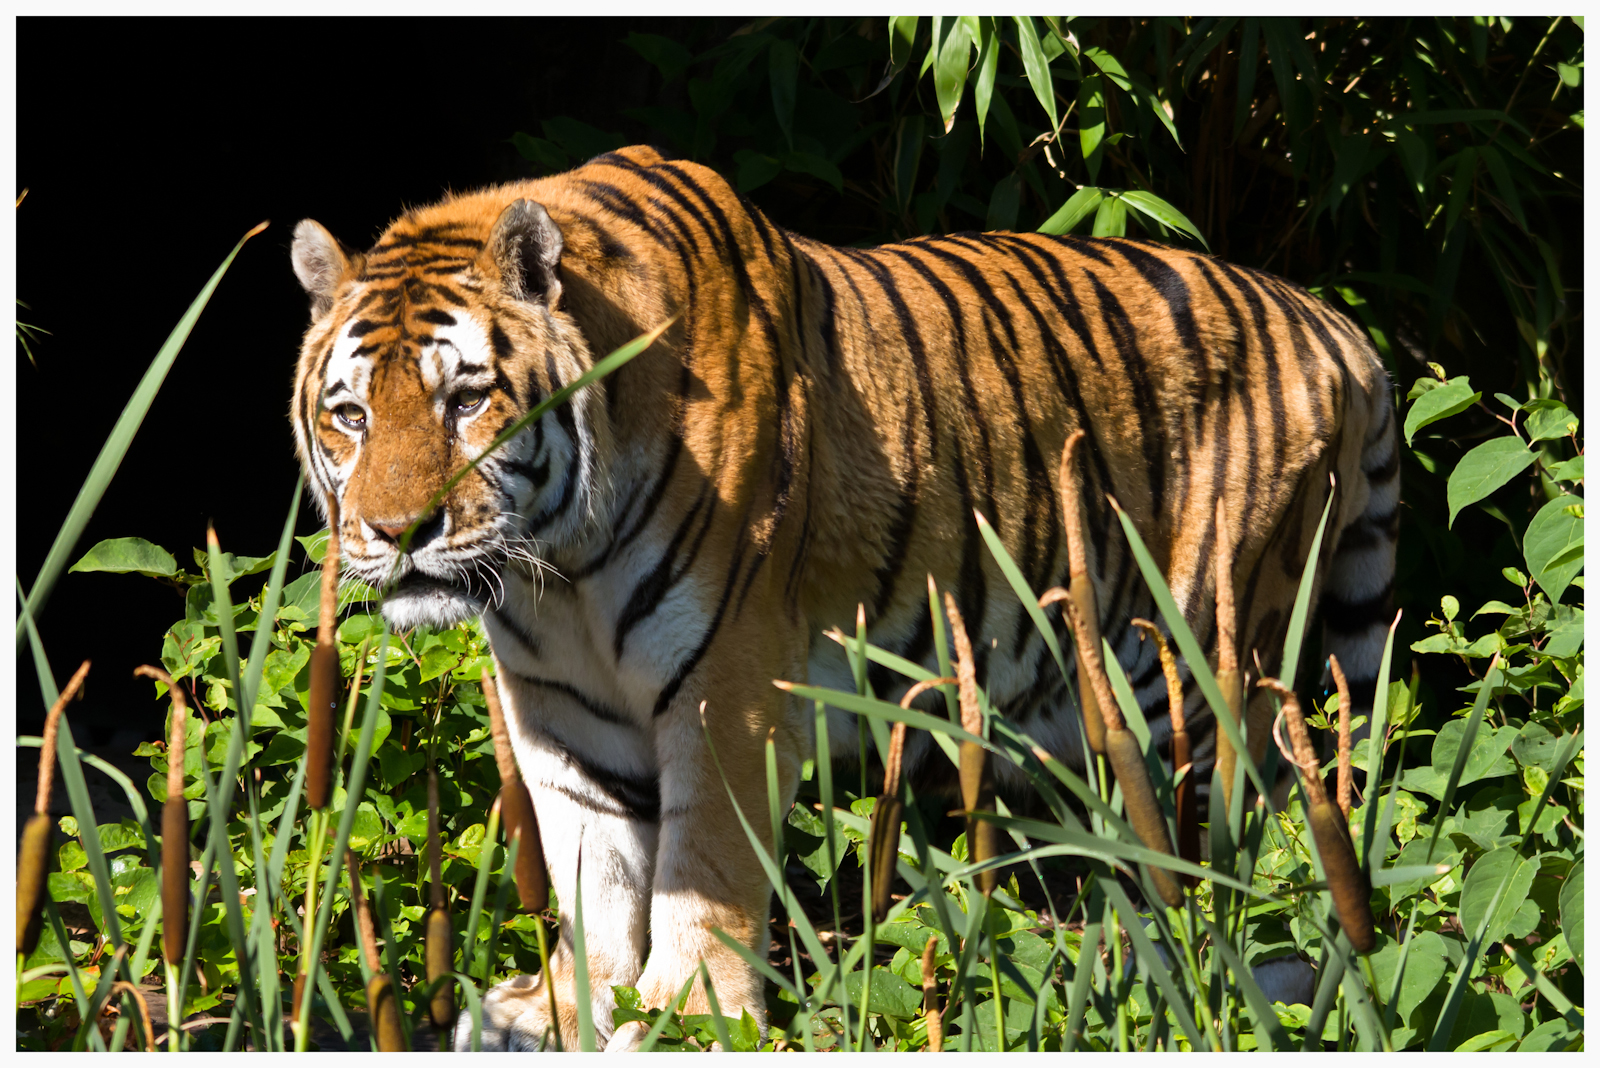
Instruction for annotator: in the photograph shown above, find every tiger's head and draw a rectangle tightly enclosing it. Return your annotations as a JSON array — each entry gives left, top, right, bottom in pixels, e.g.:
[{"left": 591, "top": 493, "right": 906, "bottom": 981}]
[{"left": 290, "top": 197, "right": 608, "bottom": 631}]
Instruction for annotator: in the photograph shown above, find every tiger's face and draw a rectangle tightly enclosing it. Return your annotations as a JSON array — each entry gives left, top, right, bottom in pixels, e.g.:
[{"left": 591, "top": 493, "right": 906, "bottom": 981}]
[{"left": 289, "top": 199, "right": 602, "bottom": 631}]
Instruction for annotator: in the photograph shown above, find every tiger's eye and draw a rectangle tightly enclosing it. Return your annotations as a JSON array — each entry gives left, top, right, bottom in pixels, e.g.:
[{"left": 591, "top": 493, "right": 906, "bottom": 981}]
[
  {"left": 455, "top": 389, "right": 486, "bottom": 412},
  {"left": 332, "top": 403, "right": 366, "bottom": 430}
]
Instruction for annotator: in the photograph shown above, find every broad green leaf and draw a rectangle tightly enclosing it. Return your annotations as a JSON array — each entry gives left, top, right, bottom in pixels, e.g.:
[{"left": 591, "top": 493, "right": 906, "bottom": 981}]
[
  {"left": 1525, "top": 402, "right": 1579, "bottom": 442},
  {"left": 931, "top": 16, "right": 972, "bottom": 134},
  {"left": 1119, "top": 189, "right": 1208, "bottom": 248},
  {"left": 972, "top": 19, "right": 999, "bottom": 150},
  {"left": 782, "top": 150, "right": 844, "bottom": 193},
  {"left": 1523, "top": 494, "right": 1584, "bottom": 603},
  {"left": 1012, "top": 16, "right": 1058, "bottom": 133},
  {"left": 1545, "top": 455, "right": 1584, "bottom": 482},
  {"left": 769, "top": 38, "right": 798, "bottom": 149},
  {"left": 1403, "top": 376, "right": 1478, "bottom": 444},
  {"left": 69, "top": 537, "right": 178, "bottom": 579},
  {"left": 1446, "top": 436, "right": 1535, "bottom": 526},
  {"left": 1369, "top": 930, "right": 1448, "bottom": 1027},
  {"left": 624, "top": 31, "right": 694, "bottom": 82},
  {"left": 1081, "top": 45, "right": 1132, "bottom": 90},
  {"left": 1038, "top": 186, "right": 1103, "bottom": 235},
  {"left": 1091, "top": 195, "right": 1126, "bottom": 237},
  {"left": 1078, "top": 74, "right": 1106, "bottom": 180},
  {"left": 1405, "top": 108, "right": 1532, "bottom": 139},
  {"left": 1559, "top": 862, "right": 1583, "bottom": 969},
  {"left": 1459, "top": 846, "right": 1537, "bottom": 949},
  {"left": 1401, "top": 721, "right": 1516, "bottom": 798},
  {"left": 888, "top": 15, "right": 918, "bottom": 70}
]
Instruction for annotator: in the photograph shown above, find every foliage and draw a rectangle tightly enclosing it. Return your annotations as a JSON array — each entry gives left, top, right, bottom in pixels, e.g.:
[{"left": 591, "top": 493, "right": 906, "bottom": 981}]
[{"left": 16, "top": 14, "right": 1583, "bottom": 1054}]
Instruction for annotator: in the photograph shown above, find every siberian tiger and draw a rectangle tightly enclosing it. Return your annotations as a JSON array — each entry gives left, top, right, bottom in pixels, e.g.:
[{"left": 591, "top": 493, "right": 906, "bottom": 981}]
[{"left": 289, "top": 144, "right": 1397, "bottom": 1051}]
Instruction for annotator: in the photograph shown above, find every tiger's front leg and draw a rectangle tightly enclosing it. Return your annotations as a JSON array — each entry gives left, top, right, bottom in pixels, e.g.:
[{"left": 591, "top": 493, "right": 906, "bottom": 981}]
[
  {"left": 607, "top": 636, "right": 808, "bottom": 1052},
  {"left": 456, "top": 675, "right": 660, "bottom": 1051}
]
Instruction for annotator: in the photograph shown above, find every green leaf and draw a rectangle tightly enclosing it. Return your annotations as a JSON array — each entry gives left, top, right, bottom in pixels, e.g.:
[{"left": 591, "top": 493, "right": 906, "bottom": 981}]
[
  {"left": 1369, "top": 930, "right": 1448, "bottom": 1028},
  {"left": 1559, "top": 862, "right": 1582, "bottom": 970},
  {"left": 1545, "top": 455, "right": 1584, "bottom": 482},
  {"left": 1459, "top": 846, "right": 1538, "bottom": 949},
  {"left": 1038, "top": 186, "right": 1104, "bottom": 235},
  {"left": 781, "top": 151, "right": 844, "bottom": 193},
  {"left": 1091, "top": 195, "right": 1126, "bottom": 237},
  {"left": 1446, "top": 436, "right": 1535, "bottom": 526},
  {"left": 1523, "top": 494, "right": 1584, "bottom": 603},
  {"left": 1081, "top": 45, "right": 1132, "bottom": 90},
  {"left": 931, "top": 16, "right": 972, "bottom": 134},
  {"left": 1524, "top": 402, "right": 1579, "bottom": 442},
  {"left": 889, "top": 15, "right": 919, "bottom": 70},
  {"left": 624, "top": 32, "right": 694, "bottom": 82},
  {"left": 1012, "top": 16, "right": 1058, "bottom": 133},
  {"left": 69, "top": 537, "right": 179, "bottom": 579},
  {"left": 1078, "top": 74, "right": 1106, "bottom": 180},
  {"left": 1404, "top": 376, "right": 1479, "bottom": 444},
  {"left": 1404, "top": 108, "right": 1532, "bottom": 139},
  {"left": 1118, "top": 189, "right": 1208, "bottom": 249},
  {"left": 972, "top": 19, "right": 999, "bottom": 151},
  {"left": 768, "top": 38, "right": 797, "bottom": 150}
]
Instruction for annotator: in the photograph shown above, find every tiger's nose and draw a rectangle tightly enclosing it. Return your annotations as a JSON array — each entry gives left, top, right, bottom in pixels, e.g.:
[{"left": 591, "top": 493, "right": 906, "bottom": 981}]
[{"left": 366, "top": 510, "right": 446, "bottom": 549}]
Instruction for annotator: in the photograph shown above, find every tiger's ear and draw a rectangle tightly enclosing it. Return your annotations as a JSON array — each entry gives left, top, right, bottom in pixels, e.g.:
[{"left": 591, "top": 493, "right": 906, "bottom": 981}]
[
  {"left": 291, "top": 219, "right": 363, "bottom": 320},
  {"left": 483, "top": 199, "right": 563, "bottom": 307}
]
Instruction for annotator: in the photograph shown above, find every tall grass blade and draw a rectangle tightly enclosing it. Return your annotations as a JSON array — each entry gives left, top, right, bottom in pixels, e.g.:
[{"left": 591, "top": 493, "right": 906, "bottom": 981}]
[
  {"left": 1107, "top": 501, "right": 1270, "bottom": 799},
  {"left": 1424, "top": 655, "right": 1501, "bottom": 864},
  {"left": 1360, "top": 613, "right": 1402, "bottom": 868},
  {"left": 1276, "top": 484, "right": 1339, "bottom": 691},
  {"left": 17, "top": 221, "right": 268, "bottom": 645},
  {"left": 699, "top": 960, "right": 735, "bottom": 1051},
  {"left": 1099, "top": 880, "right": 1204, "bottom": 1048},
  {"left": 1199, "top": 913, "right": 1290, "bottom": 1050},
  {"left": 571, "top": 853, "right": 597, "bottom": 1051},
  {"left": 974, "top": 510, "right": 1069, "bottom": 677}
]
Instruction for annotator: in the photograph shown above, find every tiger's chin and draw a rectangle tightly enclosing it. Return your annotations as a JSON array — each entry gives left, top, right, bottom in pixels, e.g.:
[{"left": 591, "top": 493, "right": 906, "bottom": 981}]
[{"left": 380, "top": 573, "right": 487, "bottom": 631}]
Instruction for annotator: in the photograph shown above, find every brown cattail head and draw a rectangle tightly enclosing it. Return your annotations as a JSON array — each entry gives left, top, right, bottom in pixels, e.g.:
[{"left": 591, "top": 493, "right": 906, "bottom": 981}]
[
  {"left": 1056, "top": 433, "right": 1108, "bottom": 758},
  {"left": 366, "top": 973, "right": 408, "bottom": 1051},
  {"left": 1060, "top": 594, "right": 1123, "bottom": 733},
  {"left": 943, "top": 594, "right": 997, "bottom": 894},
  {"left": 941, "top": 594, "right": 983, "bottom": 738},
  {"left": 1213, "top": 498, "right": 1238, "bottom": 676},
  {"left": 426, "top": 906, "right": 455, "bottom": 1029},
  {"left": 867, "top": 793, "right": 903, "bottom": 923},
  {"left": 306, "top": 497, "right": 343, "bottom": 811},
  {"left": 920, "top": 934, "right": 943, "bottom": 1053},
  {"left": 958, "top": 741, "right": 998, "bottom": 896},
  {"left": 37, "top": 660, "right": 91, "bottom": 815},
  {"left": 1309, "top": 801, "right": 1377, "bottom": 954},
  {"left": 1102, "top": 728, "right": 1183, "bottom": 907},
  {"left": 1329, "top": 654, "right": 1355, "bottom": 818},
  {"left": 345, "top": 850, "right": 382, "bottom": 975},
  {"left": 135, "top": 664, "right": 190, "bottom": 969},
  {"left": 1131, "top": 620, "right": 1200, "bottom": 886},
  {"left": 290, "top": 971, "right": 308, "bottom": 1028},
  {"left": 16, "top": 813, "right": 52, "bottom": 957},
  {"left": 1260, "top": 677, "right": 1375, "bottom": 954},
  {"left": 482, "top": 670, "right": 549, "bottom": 912}
]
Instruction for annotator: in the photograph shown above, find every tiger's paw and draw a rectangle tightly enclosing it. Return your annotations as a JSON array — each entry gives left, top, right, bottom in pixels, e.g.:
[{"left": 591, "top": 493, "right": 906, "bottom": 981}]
[{"left": 454, "top": 972, "right": 561, "bottom": 1052}]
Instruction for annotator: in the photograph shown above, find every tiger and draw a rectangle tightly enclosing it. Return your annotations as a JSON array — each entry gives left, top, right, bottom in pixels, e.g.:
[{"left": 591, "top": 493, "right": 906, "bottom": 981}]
[{"left": 289, "top": 144, "right": 1397, "bottom": 1051}]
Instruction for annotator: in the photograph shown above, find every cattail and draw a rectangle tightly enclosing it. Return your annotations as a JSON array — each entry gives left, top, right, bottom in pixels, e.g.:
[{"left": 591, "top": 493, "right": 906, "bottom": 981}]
[
  {"left": 425, "top": 907, "right": 455, "bottom": 1029},
  {"left": 136, "top": 665, "right": 192, "bottom": 968},
  {"left": 306, "top": 494, "right": 342, "bottom": 810},
  {"left": 944, "top": 594, "right": 998, "bottom": 895},
  {"left": 920, "top": 934, "right": 943, "bottom": 1052},
  {"left": 868, "top": 678, "right": 954, "bottom": 922},
  {"left": 1260, "top": 678, "right": 1375, "bottom": 954},
  {"left": 1064, "top": 597, "right": 1181, "bottom": 908},
  {"left": 1212, "top": 497, "right": 1248, "bottom": 811},
  {"left": 422, "top": 762, "right": 456, "bottom": 1028},
  {"left": 366, "top": 973, "right": 407, "bottom": 1051},
  {"left": 1132, "top": 620, "right": 1201, "bottom": 887},
  {"left": 19, "top": 660, "right": 90, "bottom": 957},
  {"left": 1056, "top": 431, "right": 1106, "bottom": 756},
  {"left": 1329, "top": 654, "right": 1355, "bottom": 817},
  {"left": 481, "top": 670, "right": 548, "bottom": 912}
]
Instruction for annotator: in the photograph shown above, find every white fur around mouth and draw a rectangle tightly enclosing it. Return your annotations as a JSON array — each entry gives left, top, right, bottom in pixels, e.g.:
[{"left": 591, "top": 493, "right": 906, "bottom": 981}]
[{"left": 380, "top": 572, "right": 487, "bottom": 630}]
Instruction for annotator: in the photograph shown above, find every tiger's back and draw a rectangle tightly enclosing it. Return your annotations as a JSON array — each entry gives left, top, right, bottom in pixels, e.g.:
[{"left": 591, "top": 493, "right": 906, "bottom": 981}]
[{"left": 289, "top": 144, "right": 1396, "bottom": 1050}]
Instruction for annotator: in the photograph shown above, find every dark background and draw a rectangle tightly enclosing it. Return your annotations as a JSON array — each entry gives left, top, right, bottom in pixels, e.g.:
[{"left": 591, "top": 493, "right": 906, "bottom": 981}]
[{"left": 16, "top": 17, "right": 740, "bottom": 739}]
